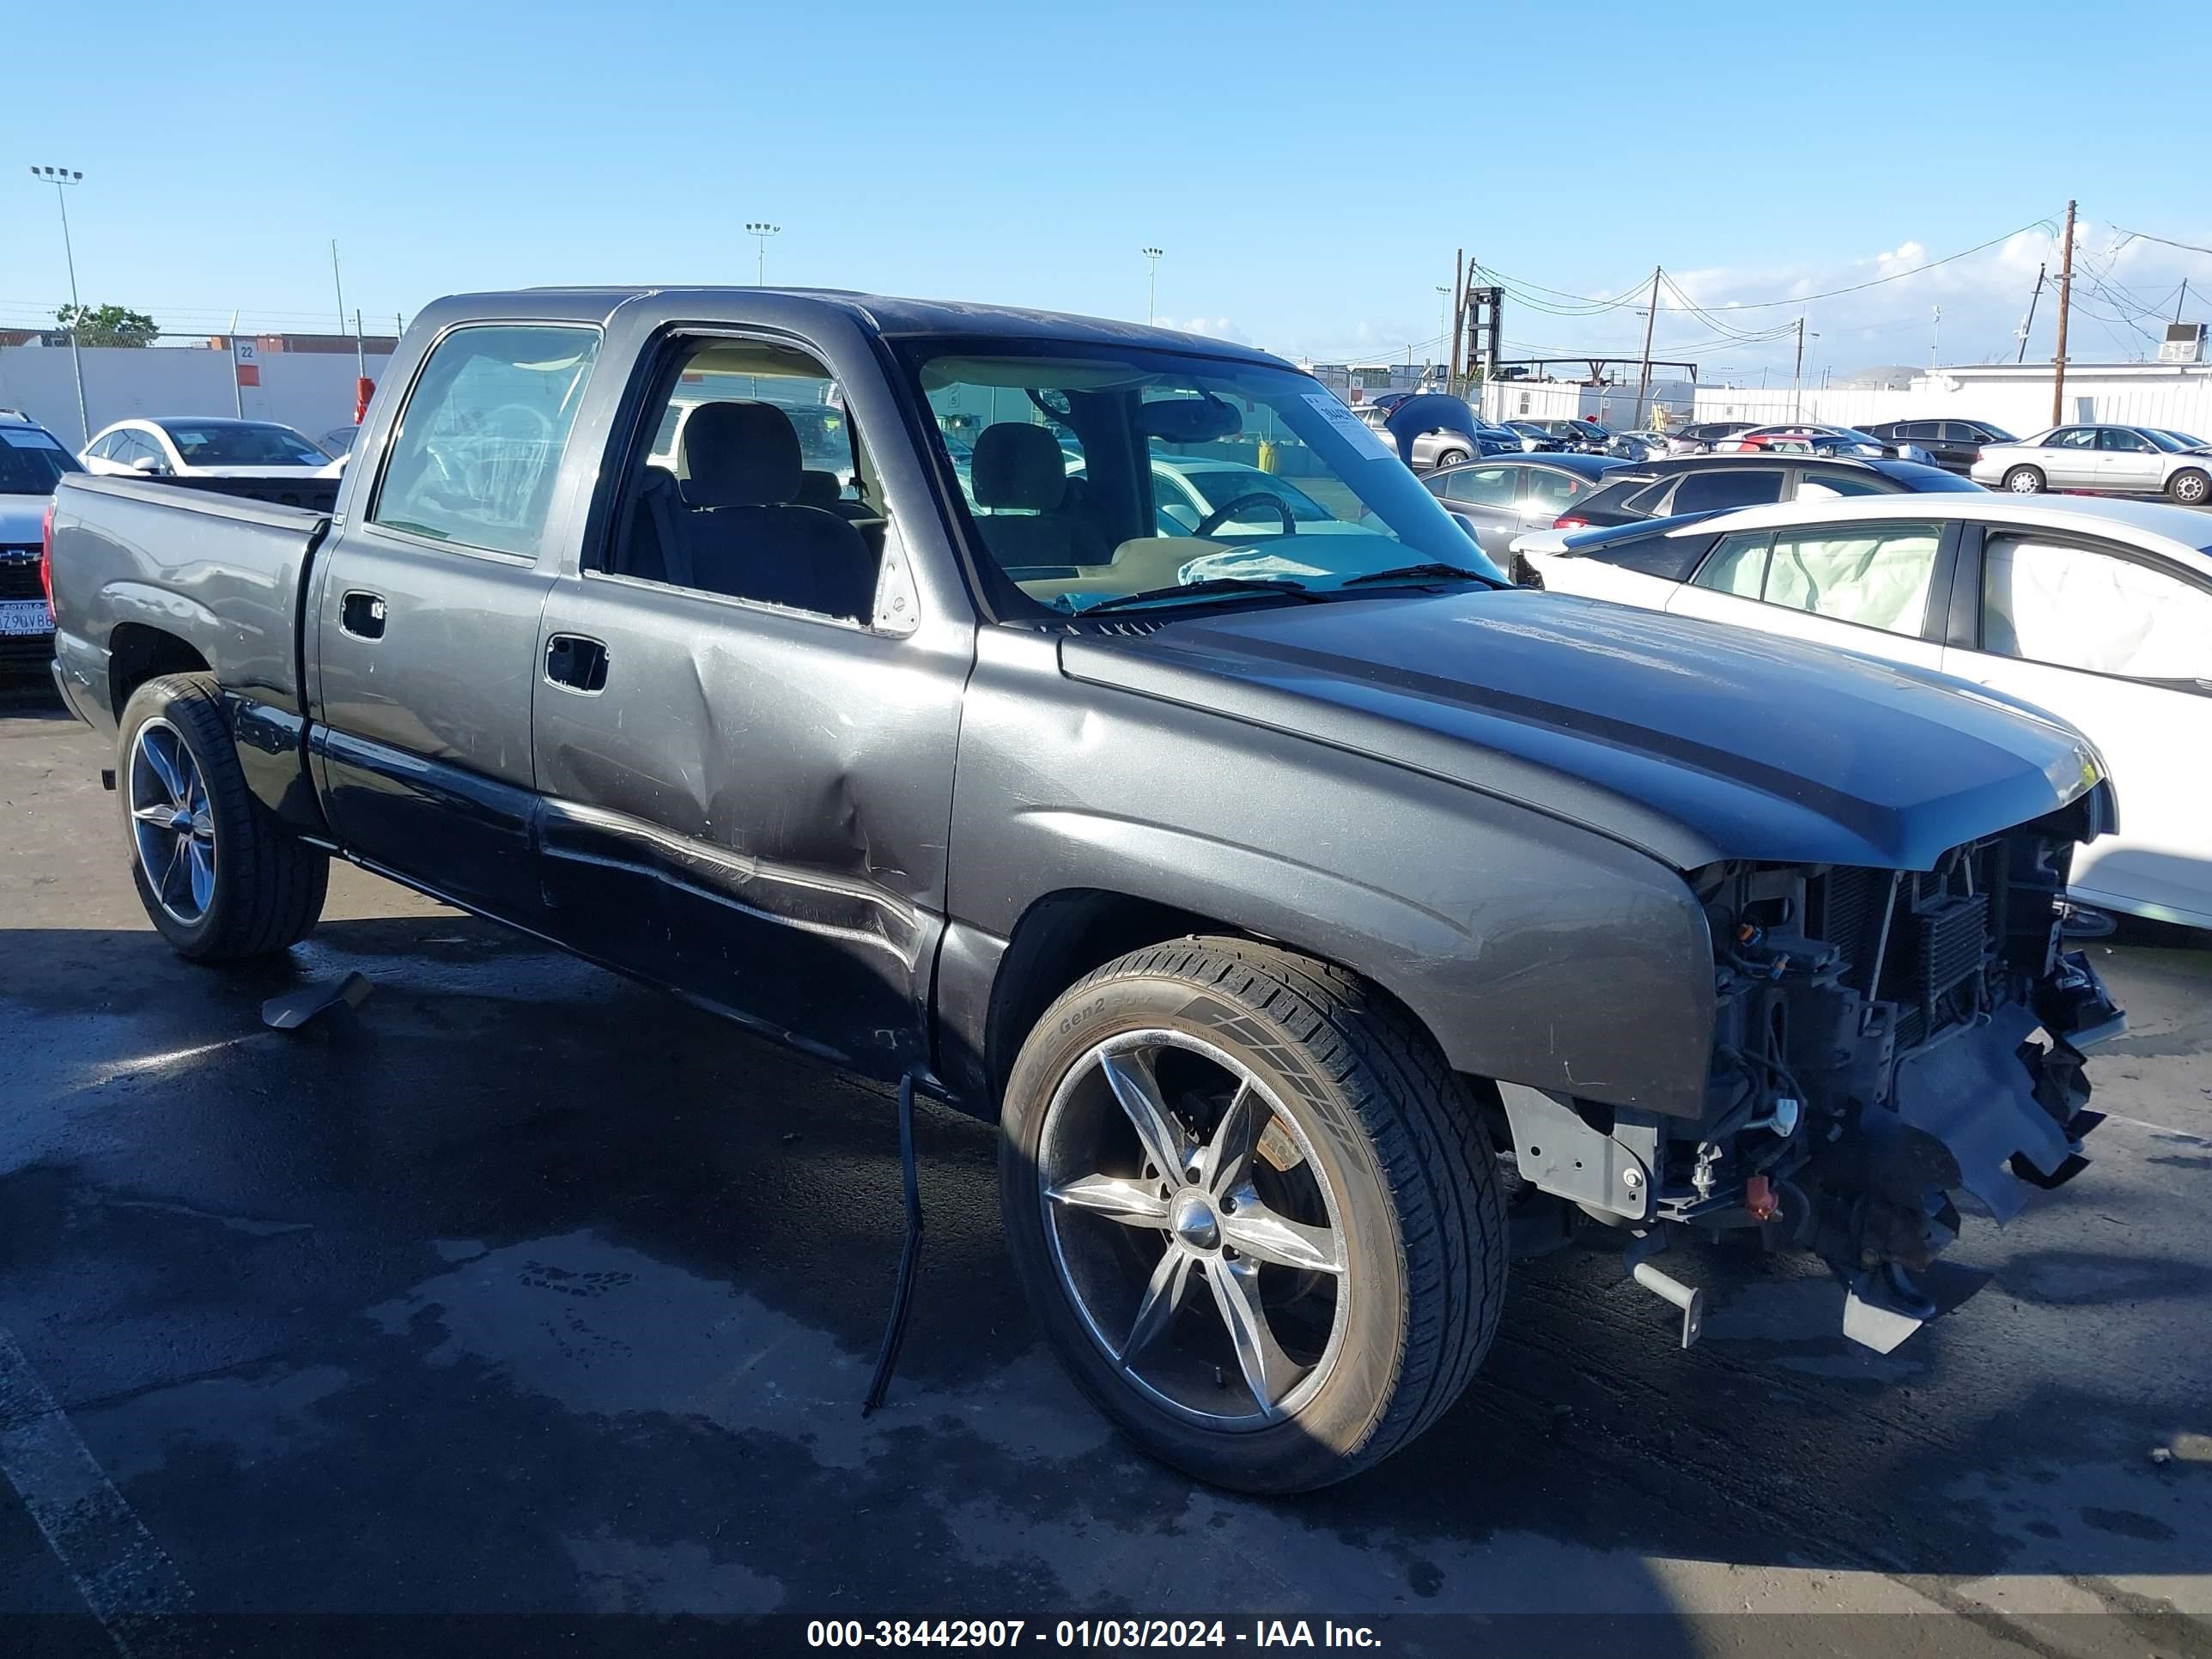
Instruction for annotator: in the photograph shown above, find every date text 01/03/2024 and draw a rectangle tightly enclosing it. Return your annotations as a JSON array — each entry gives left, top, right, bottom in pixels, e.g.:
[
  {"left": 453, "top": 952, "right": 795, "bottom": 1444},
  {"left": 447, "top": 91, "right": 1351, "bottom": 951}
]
[{"left": 804, "top": 1619, "right": 1382, "bottom": 1648}]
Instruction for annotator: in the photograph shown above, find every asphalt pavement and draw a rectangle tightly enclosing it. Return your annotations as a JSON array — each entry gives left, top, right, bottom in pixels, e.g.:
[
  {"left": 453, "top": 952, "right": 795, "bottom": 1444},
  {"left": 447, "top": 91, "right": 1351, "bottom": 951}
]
[{"left": 2, "top": 676, "right": 2209, "bottom": 1657}]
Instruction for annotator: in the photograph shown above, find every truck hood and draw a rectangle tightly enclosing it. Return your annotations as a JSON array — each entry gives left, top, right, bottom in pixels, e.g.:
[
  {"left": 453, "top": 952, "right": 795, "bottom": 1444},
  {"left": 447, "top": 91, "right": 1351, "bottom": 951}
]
[{"left": 1060, "top": 587, "right": 2105, "bottom": 872}]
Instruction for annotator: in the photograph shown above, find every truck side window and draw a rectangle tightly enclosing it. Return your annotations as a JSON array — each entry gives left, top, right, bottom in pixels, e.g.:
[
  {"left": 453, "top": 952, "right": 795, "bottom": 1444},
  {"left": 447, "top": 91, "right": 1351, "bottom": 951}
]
[
  {"left": 601, "top": 336, "right": 882, "bottom": 625},
  {"left": 372, "top": 325, "right": 600, "bottom": 557}
]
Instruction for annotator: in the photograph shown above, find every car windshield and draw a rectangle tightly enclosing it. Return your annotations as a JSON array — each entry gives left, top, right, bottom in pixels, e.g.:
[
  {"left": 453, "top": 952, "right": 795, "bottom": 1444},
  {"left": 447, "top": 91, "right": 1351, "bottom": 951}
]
[
  {"left": 160, "top": 422, "right": 328, "bottom": 467},
  {"left": 904, "top": 342, "right": 1505, "bottom": 616},
  {"left": 0, "top": 427, "right": 82, "bottom": 494},
  {"left": 2148, "top": 428, "right": 2209, "bottom": 453}
]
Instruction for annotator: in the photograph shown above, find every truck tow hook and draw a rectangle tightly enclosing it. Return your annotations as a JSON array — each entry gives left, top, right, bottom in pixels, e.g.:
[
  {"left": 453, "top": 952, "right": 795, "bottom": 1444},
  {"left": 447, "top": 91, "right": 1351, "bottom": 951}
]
[{"left": 1632, "top": 1261, "right": 1705, "bottom": 1350}]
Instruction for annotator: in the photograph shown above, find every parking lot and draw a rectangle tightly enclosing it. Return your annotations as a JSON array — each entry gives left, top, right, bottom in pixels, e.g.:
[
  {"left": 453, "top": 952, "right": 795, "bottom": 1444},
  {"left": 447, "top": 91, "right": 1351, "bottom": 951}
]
[{"left": 3, "top": 675, "right": 2209, "bottom": 1653}]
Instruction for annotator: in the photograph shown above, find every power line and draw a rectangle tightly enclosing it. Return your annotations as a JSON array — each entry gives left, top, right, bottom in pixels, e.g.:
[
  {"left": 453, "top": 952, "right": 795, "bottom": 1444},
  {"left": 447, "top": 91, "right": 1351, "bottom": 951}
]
[
  {"left": 1475, "top": 213, "right": 2059, "bottom": 319},
  {"left": 2108, "top": 226, "right": 2212, "bottom": 259}
]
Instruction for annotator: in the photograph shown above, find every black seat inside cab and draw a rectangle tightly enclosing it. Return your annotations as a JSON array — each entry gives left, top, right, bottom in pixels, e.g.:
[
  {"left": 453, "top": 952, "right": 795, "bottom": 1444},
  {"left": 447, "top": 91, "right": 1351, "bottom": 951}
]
[
  {"left": 971, "top": 423, "right": 1109, "bottom": 568},
  {"left": 672, "top": 401, "right": 876, "bottom": 622}
]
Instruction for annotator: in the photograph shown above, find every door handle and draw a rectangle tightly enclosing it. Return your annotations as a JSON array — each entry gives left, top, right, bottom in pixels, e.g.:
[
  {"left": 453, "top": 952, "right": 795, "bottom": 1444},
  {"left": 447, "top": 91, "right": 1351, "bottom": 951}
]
[
  {"left": 544, "top": 633, "right": 610, "bottom": 694},
  {"left": 340, "top": 591, "right": 386, "bottom": 641}
]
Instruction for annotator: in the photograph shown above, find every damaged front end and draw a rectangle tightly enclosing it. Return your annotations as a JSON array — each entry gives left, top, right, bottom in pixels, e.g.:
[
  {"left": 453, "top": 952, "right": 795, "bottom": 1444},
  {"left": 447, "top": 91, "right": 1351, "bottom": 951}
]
[{"left": 1496, "top": 793, "right": 2124, "bottom": 1352}]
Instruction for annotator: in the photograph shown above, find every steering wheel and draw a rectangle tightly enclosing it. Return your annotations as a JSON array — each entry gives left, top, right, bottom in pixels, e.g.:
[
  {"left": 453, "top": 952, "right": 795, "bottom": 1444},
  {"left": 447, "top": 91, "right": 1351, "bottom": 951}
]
[{"left": 1194, "top": 493, "right": 1296, "bottom": 538}]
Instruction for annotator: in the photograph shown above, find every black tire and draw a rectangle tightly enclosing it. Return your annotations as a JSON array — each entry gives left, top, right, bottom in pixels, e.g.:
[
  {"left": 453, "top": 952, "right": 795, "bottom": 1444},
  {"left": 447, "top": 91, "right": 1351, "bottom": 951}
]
[
  {"left": 1000, "top": 937, "right": 1505, "bottom": 1492},
  {"left": 2003, "top": 465, "right": 2045, "bottom": 494},
  {"left": 118, "top": 673, "right": 328, "bottom": 961},
  {"left": 1434, "top": 447, "right": 1470, "bottom": 469},
  {"left": 2168, "top": 468, "right": 2209, "bottom": 507}
]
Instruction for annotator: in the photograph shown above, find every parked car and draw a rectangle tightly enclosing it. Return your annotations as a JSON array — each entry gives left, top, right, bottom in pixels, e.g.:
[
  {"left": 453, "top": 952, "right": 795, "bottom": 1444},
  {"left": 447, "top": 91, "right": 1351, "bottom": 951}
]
[
  {"left": 1504, "top": 421, "right": 1566, "bottom": 453},
  {"left": 82, "top": 418, "right": 343, "bottom": 483},
  {"left": 1522, "top": 418, "right": 1612, "bottom": 453},
  {"left": 1352, "top": 399, "right": 1511, "bottom": 469},
  {"left": 1721, "top": 424, "right": 1936, "bottom": 465},
  {"left": 319, "top": 425, "right": 362, "bottom": 459},
  {"left": 1535, "top": 453, "right": 1984, "bottom": 533},
  {"left": 1607, "top": 429, "right": 1672, "bottom": 462},
  {"left": 1970, "top": 424, "right": 2212, "bottom": 505},
  {"left": 1421, "top": 453, "right": 1626, "bottom": 557},
  {"left": 0, "top": 411, "right": 83, "bottom": 668},
  {"left": 46, "top": 283, "right": 2122, "bottom": 1492},
  {"left": 1516, "top": 493, "right": 2212, "bottom": 929},
  {"left": 1663, "top": 420, "right": 1756, "bottom": 455},
  {"left": 1857, "top": 418, "right": 2017, "bottom": 474}
]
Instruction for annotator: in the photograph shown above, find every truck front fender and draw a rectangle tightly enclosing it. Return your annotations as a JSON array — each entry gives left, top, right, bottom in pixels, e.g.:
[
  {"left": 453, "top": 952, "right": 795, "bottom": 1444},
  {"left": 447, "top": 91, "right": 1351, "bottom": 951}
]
[{"left": 945, "top": 635, "right": 1717, "bottom": 1118}]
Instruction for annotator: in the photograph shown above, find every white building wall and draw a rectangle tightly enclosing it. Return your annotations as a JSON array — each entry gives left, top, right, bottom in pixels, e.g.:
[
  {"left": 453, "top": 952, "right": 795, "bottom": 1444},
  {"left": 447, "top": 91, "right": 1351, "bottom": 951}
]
[
  {"left": 1478, "top": 378, "right": 1693, "bottom": 428},
  {"left": 0, "top": 344, "right": 393, "bottom": 448},
  {"left": 1691, "top": 364, "right": 2212, "bottom": 437}
]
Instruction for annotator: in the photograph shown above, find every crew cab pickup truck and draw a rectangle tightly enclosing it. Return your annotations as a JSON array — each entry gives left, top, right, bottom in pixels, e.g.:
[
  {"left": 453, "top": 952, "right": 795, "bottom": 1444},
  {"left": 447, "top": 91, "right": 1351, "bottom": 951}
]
[{"left": 47, "top": 287, "right": 2124, "bottom": 1493}]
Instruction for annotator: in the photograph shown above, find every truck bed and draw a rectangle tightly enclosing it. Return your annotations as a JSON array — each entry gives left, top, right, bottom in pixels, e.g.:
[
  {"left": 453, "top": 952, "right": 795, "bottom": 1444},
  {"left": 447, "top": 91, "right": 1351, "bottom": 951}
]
[{"left": 48, "top": 473, "right": 328, "bottom": 732}]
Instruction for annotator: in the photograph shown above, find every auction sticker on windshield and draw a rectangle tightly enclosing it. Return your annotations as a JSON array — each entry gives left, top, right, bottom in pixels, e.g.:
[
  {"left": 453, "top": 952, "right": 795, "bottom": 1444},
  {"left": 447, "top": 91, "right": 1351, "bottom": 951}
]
[
  {"left": 1301, "top": 392, "right": 1396, "bottom": 461},
  {"left": 0, "top": 428, "right": 65, "bottom": 451}
]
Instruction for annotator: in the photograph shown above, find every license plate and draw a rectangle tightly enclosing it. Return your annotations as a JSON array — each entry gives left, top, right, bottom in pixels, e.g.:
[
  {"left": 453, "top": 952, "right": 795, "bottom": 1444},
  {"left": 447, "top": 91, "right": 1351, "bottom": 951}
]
[{"left": 0, "top": 599, "right": 53, "bottom": 637}]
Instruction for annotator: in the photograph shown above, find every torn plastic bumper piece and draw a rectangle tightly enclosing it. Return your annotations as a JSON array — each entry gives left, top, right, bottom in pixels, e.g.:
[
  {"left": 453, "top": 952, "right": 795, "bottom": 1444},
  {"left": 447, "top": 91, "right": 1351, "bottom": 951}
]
[
  {"left": 261, "top": 970, "right": 374, "bottom": 1031},
  {"left": 1885, "top": 995, "right": 2113, "bottom": 1227}
]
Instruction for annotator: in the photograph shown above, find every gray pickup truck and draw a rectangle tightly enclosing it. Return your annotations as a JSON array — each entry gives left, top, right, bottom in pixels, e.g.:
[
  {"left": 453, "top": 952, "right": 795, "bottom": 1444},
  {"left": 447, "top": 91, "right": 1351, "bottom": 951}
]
[{"left": 46, "top": 287, "right": 2123, "bottom": 1492}]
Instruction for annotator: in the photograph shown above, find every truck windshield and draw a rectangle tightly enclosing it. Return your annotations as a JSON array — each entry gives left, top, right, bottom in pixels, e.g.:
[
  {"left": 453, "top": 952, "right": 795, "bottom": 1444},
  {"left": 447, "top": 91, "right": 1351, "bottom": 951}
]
[{"left": 902, "top": 341, "right": 1504, "bottom": 617}]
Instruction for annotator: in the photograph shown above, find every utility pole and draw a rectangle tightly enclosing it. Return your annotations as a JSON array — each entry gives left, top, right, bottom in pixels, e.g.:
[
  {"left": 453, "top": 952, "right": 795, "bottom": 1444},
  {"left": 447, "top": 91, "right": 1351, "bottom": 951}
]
[
  {"left": 1632, "top": 265, "right": 1661, "bottom": 429},
  {"left": 331, "top": 239, "right": 349, "bottom": 341},
  {"left": 1449, "top": 249, "right": 1465, "bottom": 394},
  {"left": 1930, "top": 305, "right": 1942, "bottom": 368},
  {"left": 229, "top": 309, "right": 244, "bottom": 419},
  {"left": 1791, "top": 317, "right": 1806, "bottom": 422},
  {"left": 2051, "top": 199, "right": 2076, "bottom": 428},
  {"left": 2015, "top": 263, "right": 2046, "bottom": 364},
  {"left": 2179, "top": 279, "right": 2191, "bottom": 324},
  {"left": 1435, "top": 285, "right": 1450, "bottom": 381},
  {"left": 1141, "top": 246, "right": 1163, "bottom": 325},
  {"left": 30, "top": 165, "right": 91, "bottom": 446}
]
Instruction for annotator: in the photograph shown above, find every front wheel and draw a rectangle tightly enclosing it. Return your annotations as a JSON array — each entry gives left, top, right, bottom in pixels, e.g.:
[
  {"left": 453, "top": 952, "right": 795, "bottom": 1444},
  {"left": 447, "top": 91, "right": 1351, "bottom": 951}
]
[
  {"left": 2004, "top": 465, "right": 2045, "bottom": 494},
  {"left": 2168, "top": 468, "right": 2209, "bottom": 507},
  {"left": 1000, "top": 939, "right": 1504, "bottom": 1492},
  {"left": 118, "top": 673, "right": 329, "bottom": 960}
]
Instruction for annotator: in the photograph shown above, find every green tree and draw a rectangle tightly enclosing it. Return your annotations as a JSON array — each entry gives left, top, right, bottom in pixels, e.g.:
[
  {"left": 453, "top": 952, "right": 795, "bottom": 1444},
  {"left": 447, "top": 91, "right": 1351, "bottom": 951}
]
[{"left": 55, "top": 303, "right": 160, "bottom": 348}]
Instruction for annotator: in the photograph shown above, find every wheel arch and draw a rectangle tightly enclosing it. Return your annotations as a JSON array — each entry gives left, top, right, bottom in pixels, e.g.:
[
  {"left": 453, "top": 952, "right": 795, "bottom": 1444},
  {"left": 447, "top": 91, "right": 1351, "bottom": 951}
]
[{"left": 109, "top": 623, "right": 211, "bottom": 720}]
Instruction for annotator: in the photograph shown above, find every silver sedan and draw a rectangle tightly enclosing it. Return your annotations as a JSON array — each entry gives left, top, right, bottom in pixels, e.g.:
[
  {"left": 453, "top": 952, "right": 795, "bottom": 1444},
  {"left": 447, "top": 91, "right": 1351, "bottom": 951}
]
[{"left": 1971, "top": 423, "right": 2212, "bottom": 505}]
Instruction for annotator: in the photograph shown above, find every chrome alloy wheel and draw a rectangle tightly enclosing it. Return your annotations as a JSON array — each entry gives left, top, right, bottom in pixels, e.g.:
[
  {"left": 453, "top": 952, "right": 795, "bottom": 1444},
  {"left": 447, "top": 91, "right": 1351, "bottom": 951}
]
[
  {"left": 128, "top": 718, "right": 216, "bottom": 925},
  {"left": 1036, "top": 1030, "right": 1350, "bottom": 1428}
]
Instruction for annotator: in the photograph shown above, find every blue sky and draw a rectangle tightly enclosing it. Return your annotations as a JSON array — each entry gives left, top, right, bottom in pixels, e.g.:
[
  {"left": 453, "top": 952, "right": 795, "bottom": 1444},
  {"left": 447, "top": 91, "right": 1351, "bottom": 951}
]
[{"left": 10, "top": 0, "right": 2208, "bottom": 380}]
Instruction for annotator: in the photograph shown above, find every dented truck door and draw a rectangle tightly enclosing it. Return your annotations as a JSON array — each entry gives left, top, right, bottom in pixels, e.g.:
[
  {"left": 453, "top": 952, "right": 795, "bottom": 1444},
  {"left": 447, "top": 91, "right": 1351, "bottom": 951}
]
[{"left": 526, "top": 305, "right": 971, "bottom": 1080}]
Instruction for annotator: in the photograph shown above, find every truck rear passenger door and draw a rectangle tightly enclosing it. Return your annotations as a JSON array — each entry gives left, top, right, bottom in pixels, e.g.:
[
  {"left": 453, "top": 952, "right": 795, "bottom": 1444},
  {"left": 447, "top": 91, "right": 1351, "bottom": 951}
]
[
  {"left": 527, "top": 319, "right": 970, "bottom": 1082},
  {"left": 310, "top": 320, "right": 602, "bottom": 921}
]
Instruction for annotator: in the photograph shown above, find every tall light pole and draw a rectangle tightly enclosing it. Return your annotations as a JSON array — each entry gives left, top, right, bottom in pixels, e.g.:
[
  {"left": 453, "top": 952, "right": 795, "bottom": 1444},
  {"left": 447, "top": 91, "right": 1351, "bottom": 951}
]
[
  {"left": 1141, "top": 246, "right": 1164, "bottom": 325},
  {"left": 1436, "top": 285, "right": 1451, "bottom": 379},
  {"left": 746, "top": 222, "right": 781, "bottom": 286},
  {"left": 31, "top": 165, "right": 91, "bottom": 445}
]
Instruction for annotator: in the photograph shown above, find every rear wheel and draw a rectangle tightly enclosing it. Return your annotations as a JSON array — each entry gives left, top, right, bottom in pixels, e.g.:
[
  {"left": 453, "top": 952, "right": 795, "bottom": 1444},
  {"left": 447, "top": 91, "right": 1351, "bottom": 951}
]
[
  {"left": 2168, "top": 468, "right": 2209, "bottom": 507},
  {"left": 2004, "top": 465, "right": 2045, "bottom": 494},
  {"left": 1434, "top": 448, "right": 1470, "bottom": 469},
  {"left": 118, "top": 673, "right": 328, "bottom": 961},
  {"left": 1000, "top": 938, "right": 1504, "bottom": 1492}
]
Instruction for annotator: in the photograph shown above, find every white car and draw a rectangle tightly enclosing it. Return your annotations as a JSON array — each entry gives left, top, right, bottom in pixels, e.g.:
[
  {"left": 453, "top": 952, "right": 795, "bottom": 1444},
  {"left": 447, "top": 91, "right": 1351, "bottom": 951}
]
[
  {"left": 80, "top": 417, "right": 343, "bottom": 481},
  {"left": 1969, "top": 424, "right": 2212, "bottom": 505},
  {"left": 1514, "top": 493, "right": 2212, "bottom": 929}
]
